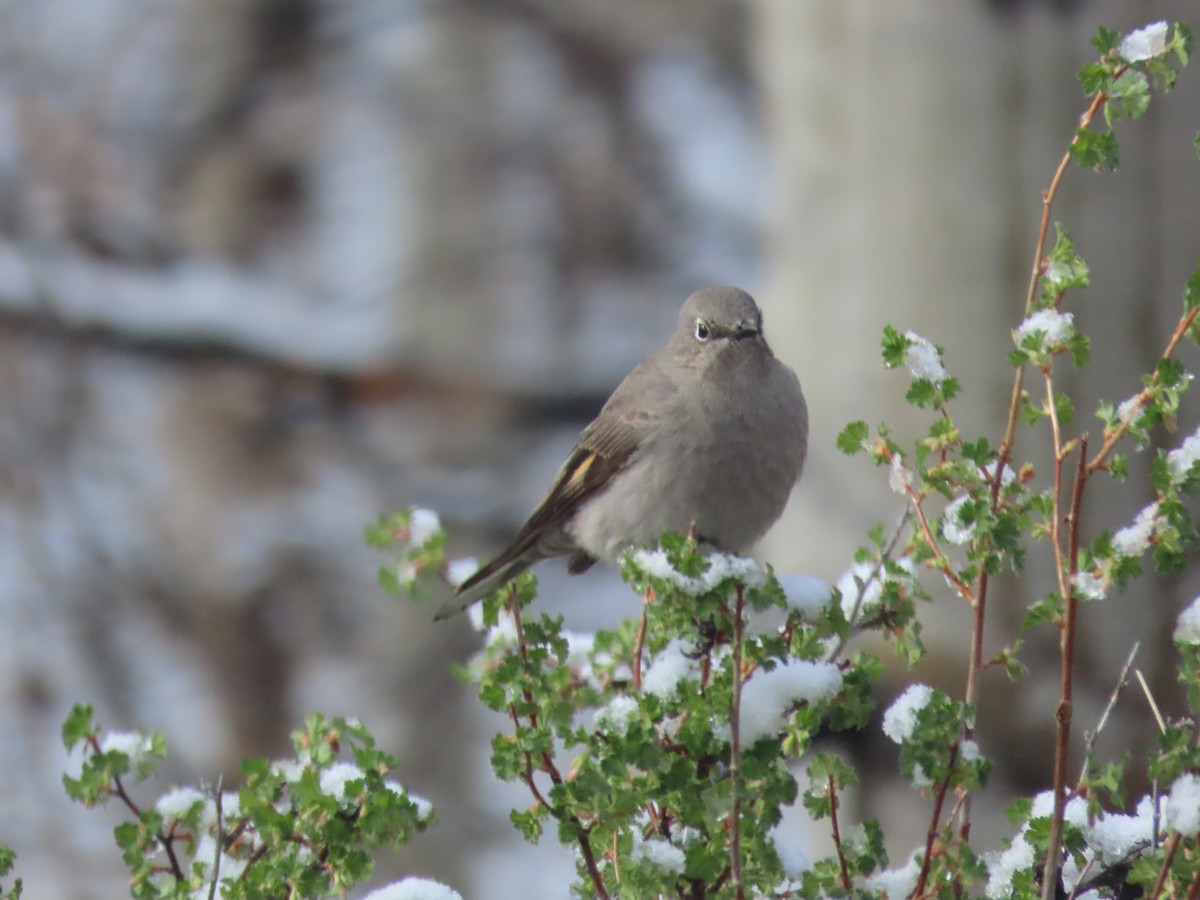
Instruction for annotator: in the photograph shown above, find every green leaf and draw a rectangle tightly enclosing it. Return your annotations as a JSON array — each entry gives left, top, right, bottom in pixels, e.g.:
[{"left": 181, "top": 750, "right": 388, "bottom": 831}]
[
  {"left": 905, "top": 379, "right": 939, "bottom": 409},
  {"left": 1184, "top": 259, "right": 1200, "bottom": 313},
  {"left": 881, "top": 324, "right": 909, "bottom": 368},
  {"left": 61, "top": 704, "right": 95, "bottom": 750},
  {"left": 1077, "top": 62, "right": 1111, "bottom": 95},
  {"left": 1069, "top": 128, "right": 1119, "bottom": 172},
  {"left": 1060, "top": 391, "right": 1080, "bottom": 427},
  {"left": 837, "top": 421, "right": 870, "bottom": 455},
  {"left": 1110, "top": 70, "right": 1151, "bottom": 119},
  {"left": 1090, "top": 26, "right": 1120, "bottom": 55}
]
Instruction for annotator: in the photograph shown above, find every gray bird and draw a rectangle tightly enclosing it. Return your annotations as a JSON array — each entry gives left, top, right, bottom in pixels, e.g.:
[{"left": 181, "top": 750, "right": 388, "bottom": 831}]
[{"left": 437, "top": 286, "right": 807, "bottom": 620}]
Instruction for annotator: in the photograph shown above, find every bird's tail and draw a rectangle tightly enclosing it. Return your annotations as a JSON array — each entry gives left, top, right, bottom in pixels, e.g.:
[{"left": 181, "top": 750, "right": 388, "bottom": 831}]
[{"left": 433, "top": 552, "right": 533, "bottom": 621}]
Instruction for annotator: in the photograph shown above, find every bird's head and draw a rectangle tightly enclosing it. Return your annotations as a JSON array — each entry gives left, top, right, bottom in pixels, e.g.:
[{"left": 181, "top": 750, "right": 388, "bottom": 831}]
[{"left": 670, "top": 286, "right": 769, "bottom": 369}]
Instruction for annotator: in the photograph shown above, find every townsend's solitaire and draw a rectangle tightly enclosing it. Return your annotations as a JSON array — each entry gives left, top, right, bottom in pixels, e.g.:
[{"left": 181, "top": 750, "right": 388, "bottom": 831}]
[{"left": 437, "top": 286, "right": 807, "bottom": 620}]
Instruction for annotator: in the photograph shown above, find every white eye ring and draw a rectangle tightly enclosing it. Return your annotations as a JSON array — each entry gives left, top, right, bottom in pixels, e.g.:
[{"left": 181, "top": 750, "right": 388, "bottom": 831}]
[{"left": 695, "top": 319, "right": 710, "bottom": 341}]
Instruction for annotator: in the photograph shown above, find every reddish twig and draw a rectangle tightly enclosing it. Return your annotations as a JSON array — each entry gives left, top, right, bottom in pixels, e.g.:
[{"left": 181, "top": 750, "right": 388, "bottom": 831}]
[
  {"left": 1040, "top": 381, "right": 1087, "bottom": 900},
  {"left": 87, "top": 734, "right": 187, "bottom": 882},
  {"left": 633, "top": 586, "right": 652, "bottom": 693},
  {"left": 730, "top": 585, "right": 746, "bottom": 900},
  {"left": 828, "top": 772, "right": 852, "bottom": 893},
  {"left": 1086, "top": 306, "right": 1200, "bottom": 475},
  {"left": 887, "top": 450, "right": 974, "bottom": 602},
  {"left": 912, "top": 743, "right": 959, "bottom": 898},
  {"left": 1149, "top": 833, "right": 1182, "bottom": 899}
]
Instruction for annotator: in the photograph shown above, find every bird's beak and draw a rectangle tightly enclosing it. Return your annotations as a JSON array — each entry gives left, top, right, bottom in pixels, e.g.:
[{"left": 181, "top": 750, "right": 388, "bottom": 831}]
[{"left": 733, "top": 320, "right": 761, "bottom": 340}]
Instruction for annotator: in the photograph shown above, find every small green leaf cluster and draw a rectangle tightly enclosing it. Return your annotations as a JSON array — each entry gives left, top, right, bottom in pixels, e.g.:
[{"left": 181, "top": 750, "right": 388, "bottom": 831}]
[
  {"left": 0, "top": 846, "right": 21, "bottom": 900},
  {"left": 840, "top": 332, "right": 1036, "bottom": 602},
  {"left": 1011, "top": 227, "right": 1090, "bottom": 373},
  {"left": 885, "top": 688, "right": 990, "bottom": 795},
  {"left": 1073, "top": 22, "right": 1193, "bottom": 171},
  {"left": 464, "top": 534, "right": 881, "bottom": 897},
  {"left": 62, "top": 706, "right": 435, "bottom": 899},
  {"left": 367, "top": 507, "right": 449, "bottom": 596}
]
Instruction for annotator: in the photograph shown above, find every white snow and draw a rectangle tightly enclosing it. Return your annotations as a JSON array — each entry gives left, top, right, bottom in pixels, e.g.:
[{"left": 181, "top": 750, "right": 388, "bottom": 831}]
[
  {"left": 882, "top": 684, "right": 934, "bottom": 744},
  {"left": 1175, "top": 595, "right": 1200, "bottom": 645},
  {"left": 1117, "top": 395, "right": 1143, "bottom": 425},
  {"left": 903, "top": 332, "right": 947, "bottom": 385},
  {"left": 864, "top": 850, "right": 922, "bottom": 898},
  {"left": 446, "top": 557, "right": 478, "bottom": 588},
  {"left": 738, "top": 659, "right": 843, "bottom": 744},
  {"left": 769, "top": 822, "right": 811, "bottom": 878},
  {"left": 642, "top": 642, "right": 698, "bottom": 699},
  {"left": 1112, "top": 502, "right": 1159, "bottom": 558},
  {"left": 630, "top": 834, "right": 686, "bottom": 873},
  {"left": 99, "top": 731, "right": 152, "bottom": 764},
  {"left": 594, "top": 695, "right": 640, "bottom": 737},
  {"left": 629, "top": 548, "right": 767, "bottom": 595},
  {"left": 318, "top": 762, "right": 364, "bottom": 800},
  {"left": 942, "top": 494, "right": 976, "bottom": 545},
  {"left": 1120, "top": 21, "right": 1169, "bottom": 62},
  {"left": 362, "top": 878, "right": 464, "bottom": 900},
  {"left": 1167, "top": 427, "right": 1200, "bottom": 482},
  {"left": 1071, "top": 571, "right": 1107, "bottom": 602},
  {"left": 777, "top": 573, "right": 832, "bottom": 619},
  {"left": 1166, "top": 774, "right": 1200, "bottom": 836},
  {"left": 888, "top": 455, "right": 913, "bottom": 496},
  {"left": 155, "top": 786, "right": 206, "bottom": 821},
  {"left": 407, "top": 508, "right": 441, "bottom": 547},
  {"left": 1014, "top": 308, "right": 1073, "bottom": 348}
]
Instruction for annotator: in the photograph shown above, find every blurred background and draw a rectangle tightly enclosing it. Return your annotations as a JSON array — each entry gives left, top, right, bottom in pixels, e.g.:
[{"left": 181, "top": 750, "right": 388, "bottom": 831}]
[{"left": 2, "top": 0, "right": 1199, "bottom": 896}]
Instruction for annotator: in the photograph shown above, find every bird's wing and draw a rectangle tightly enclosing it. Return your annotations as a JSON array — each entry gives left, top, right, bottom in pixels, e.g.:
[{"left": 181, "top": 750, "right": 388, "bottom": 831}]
[
  {"left": 446, "top": 357, "right": 675, "bottom": 615},
  {"left": 516, "top": 355, "right": 677, "bottom": 541}
]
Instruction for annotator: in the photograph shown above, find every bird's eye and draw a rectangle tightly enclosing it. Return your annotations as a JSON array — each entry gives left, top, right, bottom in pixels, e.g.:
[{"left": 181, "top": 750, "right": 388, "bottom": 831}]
[{"left": 695, "top": 319, "right": 710, "bottom": 341}]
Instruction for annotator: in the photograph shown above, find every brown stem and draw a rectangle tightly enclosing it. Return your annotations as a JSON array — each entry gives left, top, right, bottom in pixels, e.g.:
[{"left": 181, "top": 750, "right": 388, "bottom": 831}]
[
  {"left": 983, "top": 82, "right": 1115, "bottom": 900},
  {"left": 828, "top": 772, "right": 853, "bottom": 893},
  {"left": 1086, "top": 306, "right": 1200, "bottom": 475},
  {"left": 1149, "top": 833, "right": 1182, "bottom": 899},
  {"left": 913, "top": 743, "right": 959, "bottom": 899},
  {"left": 633, "top": 587, "right": 652, "bottom": 694},
  {"left": 509, "top": 600, "right": 611, "bottom": 899},
  {"left": 1075, "top": 642, "right": 1139, "bottom": 789},
  {"left": 889, "top": 450, "right": 974, "bottom": 602},
  {"left": 103, "top": 766, "right": 186, "bottom": 881},
  {"left": 730, "top": 585, "right": 746, "bottom": 900},
  {"left": 1040, "top": 376, "right": 1085, "bottom": 900}
]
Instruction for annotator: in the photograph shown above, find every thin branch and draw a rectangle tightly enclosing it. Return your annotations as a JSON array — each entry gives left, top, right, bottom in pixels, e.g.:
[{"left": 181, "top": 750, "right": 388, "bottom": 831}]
[
  {"left": 632, "top": 587, "right": 652, "bottom": 694},
  {"left": 94, "top": 747, "right": 187, "bottom": 882},
  {"left": 826, "top": 507, "right": 912, "bottom": 663},
  {"left": 890, "top": 451, "right": 974, "bottom": 602},
  {"left": 207, "top": 783, "right": 223, "bottom": 900},
  {"left": 1136, "top": 668, "right": 1168, "bottom": 734},
  {"left": 1149, "top": 833, "right": 1182, "bottom": 899},
  {"left": 828, "top": 773, "right": 852, "bottom": 893},
  {"left": 730, "top": 585, "right": 746, "bottom": 900},
  {"left": 1086, "top": 306, "right": 1200, "bottom": 475},
  {"left": 1076, "top": 642, "right": 1139, "bottom": 788},
  {"left": 913, "top": 743, "right": 959, "bottom": 898},
  {"left": 1040, "top": 374, "right": 1085, "bottom": 900},
  {"left": 983, "top": 98, "right": 1112, "bottom": 815}
]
